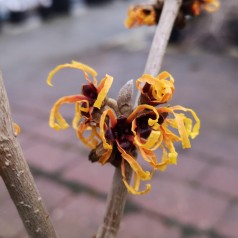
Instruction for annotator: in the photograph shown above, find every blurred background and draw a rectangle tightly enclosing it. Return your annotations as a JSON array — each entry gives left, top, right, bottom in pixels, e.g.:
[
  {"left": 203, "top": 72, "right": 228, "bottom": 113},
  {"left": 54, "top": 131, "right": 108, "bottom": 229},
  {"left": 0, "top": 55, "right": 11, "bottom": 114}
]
[{"left": 0, "top": 0, "right": 238, "bottom": 237}]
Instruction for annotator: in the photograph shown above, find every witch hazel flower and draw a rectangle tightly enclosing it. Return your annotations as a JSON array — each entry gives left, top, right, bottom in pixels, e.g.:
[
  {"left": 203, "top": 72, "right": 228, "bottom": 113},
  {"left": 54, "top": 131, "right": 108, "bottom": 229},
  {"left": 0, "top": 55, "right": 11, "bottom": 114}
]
[
  {"left": 125, "top": 0, "right": 220, "bottom": 29},
  {"left": 47, "top": 61, "right": 113, "bottom": 148},
  {"left": 47, "top": 62, "right": 200, "bottom": 195}
]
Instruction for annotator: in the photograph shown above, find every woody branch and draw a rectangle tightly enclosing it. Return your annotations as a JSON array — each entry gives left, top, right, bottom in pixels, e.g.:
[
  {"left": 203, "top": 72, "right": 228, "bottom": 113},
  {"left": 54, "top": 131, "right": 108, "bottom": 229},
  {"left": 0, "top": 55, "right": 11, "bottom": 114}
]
[{"left": 0, "top": 73, "right": 57, "bottom": 238}]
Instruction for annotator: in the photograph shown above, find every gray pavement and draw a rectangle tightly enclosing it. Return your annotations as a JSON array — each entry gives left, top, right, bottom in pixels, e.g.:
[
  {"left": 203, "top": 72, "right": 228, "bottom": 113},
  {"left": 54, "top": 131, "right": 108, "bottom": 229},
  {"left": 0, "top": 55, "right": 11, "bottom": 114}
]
[{"left": 0, "top": 1, "right": 238, "bottom": 238}]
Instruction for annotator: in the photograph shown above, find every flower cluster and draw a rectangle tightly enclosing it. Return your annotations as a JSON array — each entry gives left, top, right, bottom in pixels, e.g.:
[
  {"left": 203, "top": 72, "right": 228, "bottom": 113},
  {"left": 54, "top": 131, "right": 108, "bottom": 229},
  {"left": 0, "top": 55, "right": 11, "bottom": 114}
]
[
  {"left": 125, "top": 0, "right": 220, "bottom": 29},
  {"left": 48, "top": 62, "right": 200, "bottom": 195}
]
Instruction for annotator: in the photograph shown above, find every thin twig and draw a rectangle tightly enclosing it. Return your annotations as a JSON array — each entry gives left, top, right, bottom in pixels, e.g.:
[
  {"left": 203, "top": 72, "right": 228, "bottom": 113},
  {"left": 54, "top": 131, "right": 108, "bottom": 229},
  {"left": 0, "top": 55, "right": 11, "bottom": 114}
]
[
  {"left": 96, "top": 162, "right": 132, "bottom": 238},
  {"left": 0, "top": 73, "right": 58, "bottom": 238},
  {"left": 145, "top": 0, "right": 182, "bottom": 75},
  {"left": 97, "top": 0, "right": 182, "bottom": 235},
  {"left": 135, "top": 0, "right": 183, "bottom": 105}
]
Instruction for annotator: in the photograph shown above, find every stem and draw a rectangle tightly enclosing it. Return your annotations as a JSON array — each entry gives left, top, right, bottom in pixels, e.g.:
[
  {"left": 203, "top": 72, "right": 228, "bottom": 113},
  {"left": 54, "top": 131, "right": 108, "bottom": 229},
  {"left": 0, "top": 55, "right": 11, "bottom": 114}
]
[
  {"left": 0, "top": 73, "right": 58, "bottom": 238},
  {"left": 96, "top": 162, "right": 132, "bottom": 238},
  {"left": 144, "top": 0, "right": 182, "bottom": 75},
  {"left": 96, "top": 1, "right": 182, "bottom": 237}
]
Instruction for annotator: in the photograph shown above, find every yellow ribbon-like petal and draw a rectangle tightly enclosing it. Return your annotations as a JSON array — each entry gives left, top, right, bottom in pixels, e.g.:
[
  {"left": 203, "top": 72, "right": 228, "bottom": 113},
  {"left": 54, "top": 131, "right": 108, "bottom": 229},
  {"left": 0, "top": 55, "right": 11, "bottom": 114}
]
[
  {"left": 127, "top": 104, "right": 159, "bottom": 122},
  {"left": 157, "top": 106, "right": 200, "bottom": 149},
  {"left": 49, "top": 95, "right": 87, "bottom": 130},
  {"left": 169, "top": 105, "right": 200, "bottom": 139},
  {"left": 99, "top": 109, "right": 117, "bottom": 150},
  {"left": 121, "top": 160, "right": 151, "bottom": 195},
  {"left": 117, "top": 143, "right": 151, "bottom": 181},
  {"left": 130, "top": 104, "right": 162, "bottom": 150},
  {"left": 76, "top": 122, "right": 99, "bottom": 149},
  {"left": 72, "top": 101, "right": 89, "bottom": 130},
  {"left": 136, "top": 72, "right": 175, "bottom": 104},
  {"left": 132, "top": 122, "right": 163, "bottom": 151},
  {"left": 47, "top": 61, "right": 98, "bottom": 87},
  {"left": 98, "top": 149, "right": 112, "bottom": 165},
  {"left": 93, "top": 74, "right": 113, "bottom": 109},
  {"left": 137, "top": 146, "right": 168, "bottom": 170}
]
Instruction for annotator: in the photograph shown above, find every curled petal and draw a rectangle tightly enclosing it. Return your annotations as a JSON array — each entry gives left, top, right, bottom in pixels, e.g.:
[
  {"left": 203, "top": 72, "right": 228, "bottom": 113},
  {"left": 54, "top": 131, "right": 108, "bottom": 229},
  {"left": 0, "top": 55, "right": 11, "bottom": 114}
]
[
  {"left": 98, "top": 149, "right": 112, "bottom": 165},
  {"left": 49, "top": 95, "right": 87, "bottom": 130},
  {"left": 127, "top": 104, "right": 159, "bottom": 123},
  {"left": 94, "top": 74, "right": 113, "bottom": 109},
  {"left": 76, "top": 122, "right": 100, "bottom": 149},
  {"left": 133, "top": 124, "right": 163, "bottom": 151},
  {"left": 157, "top": 106, "right": 200, "bottom": 149},
  {"left": 47, "top": 61, "right": 98, "bottom": 87},
  {"left": 160, "top": 144, "right": 175, "bottom": 168},
  {"left": 136, "top": 72, "right": 175, "bottom": 105},
  {"left": 72, "top": 101, "right": 89, "bottom": 130},
  {"left": 121, "top": 160, "right": 151, "bottom": 195},
  {"left": 170, "top": 106, "right": 200, "bottom": 140},
  {"left": 130, "top": 105, "right": 162, "bottom": 150},
  {"left": 99, "top": 109, "right": 117, "bottom": 150},
  {"left": 137, "top": 146, "right": 167, "bottom": 171},
  {"left": 161, "top": 131, "right": 178, "bottom": 165},
  {"left": 117, "top": 142, "right": 151, "bottom": 181}
]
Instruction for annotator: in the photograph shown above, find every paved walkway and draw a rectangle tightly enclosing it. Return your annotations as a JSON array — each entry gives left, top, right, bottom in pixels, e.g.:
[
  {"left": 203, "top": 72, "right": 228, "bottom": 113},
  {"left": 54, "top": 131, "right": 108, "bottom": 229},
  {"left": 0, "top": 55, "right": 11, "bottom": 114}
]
[{"left": 0, "top": 1, "right": 238, "bottom": 238}]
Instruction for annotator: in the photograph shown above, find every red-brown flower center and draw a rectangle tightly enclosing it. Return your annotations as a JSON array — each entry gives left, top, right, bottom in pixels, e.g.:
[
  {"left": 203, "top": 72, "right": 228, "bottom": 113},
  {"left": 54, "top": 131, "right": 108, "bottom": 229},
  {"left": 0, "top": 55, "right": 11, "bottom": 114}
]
[
  {"left": 82, "top": 83, "right": 98, "bottom": 106},
  {"left": 105, "top": 116, "right": 134, "bottom": 152},
  {"left": 136, "top": 112, "right": 168, "bottom": 139}
]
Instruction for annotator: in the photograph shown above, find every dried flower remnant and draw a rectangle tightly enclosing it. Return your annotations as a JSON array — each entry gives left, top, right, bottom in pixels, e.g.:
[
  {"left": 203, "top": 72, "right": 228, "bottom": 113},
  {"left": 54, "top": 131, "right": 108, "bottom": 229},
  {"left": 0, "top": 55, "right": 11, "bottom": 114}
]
[
  {"left": 13, "top": 123, "right": 21, "bottom": 136},
  {"left": 47, "top": 61, "right": 113, "bottom": 148}
]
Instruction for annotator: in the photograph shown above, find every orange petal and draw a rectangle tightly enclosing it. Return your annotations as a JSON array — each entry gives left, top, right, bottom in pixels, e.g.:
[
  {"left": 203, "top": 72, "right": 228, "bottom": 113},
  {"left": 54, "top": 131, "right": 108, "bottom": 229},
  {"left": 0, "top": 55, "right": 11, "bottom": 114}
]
[
  {"left": 137, "top": 146, "right": 168, "bottom": 170},
  {"left": 49, "top": 95, "right": 87, "bottom": 130},
  {"left": 191, "top": 1, "right": 201, "bottom": 15},
  {"left": 76, "top": 122, "right": 99, "bottom": 149},
  {"left": 99, "top": 109, "right": 117, "bottom": 150},
  {"left": 130, "top": 105, "right": 162, "bottom": 150},
  {"left": 117, "top": 142, "right": 151, "bottom": 181},
  {"left": 72, "top": 101, "right": 89, "bottom": 130},
  {"left": 127, "top": 104, "right": 159, "bottom": 122},
  {"left": 98, "top": 149, "right": 112, "bottom": 165},
  {"left": 121, "top": 160, "right": 151, "bottom": 195}
]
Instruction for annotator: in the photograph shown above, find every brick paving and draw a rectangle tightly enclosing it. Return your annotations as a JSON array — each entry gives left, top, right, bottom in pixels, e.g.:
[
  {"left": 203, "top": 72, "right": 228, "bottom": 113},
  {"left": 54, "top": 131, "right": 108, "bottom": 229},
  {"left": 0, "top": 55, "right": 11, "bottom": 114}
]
[{"left": 1, "top": 1, "right": 238, "bottom": 238}]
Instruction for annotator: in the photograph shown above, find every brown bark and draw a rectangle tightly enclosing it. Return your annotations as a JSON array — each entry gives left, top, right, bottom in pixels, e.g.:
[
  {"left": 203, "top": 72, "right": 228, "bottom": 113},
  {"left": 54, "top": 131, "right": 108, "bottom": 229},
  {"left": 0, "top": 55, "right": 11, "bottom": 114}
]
[{"left": 0, "top": 73, "right": 57, "bottom": 238}]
